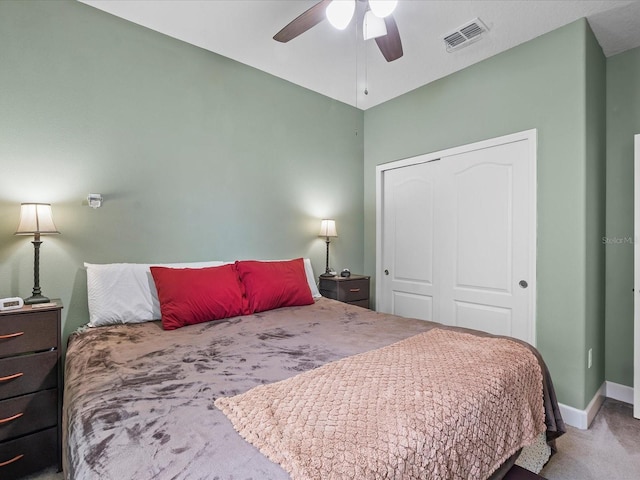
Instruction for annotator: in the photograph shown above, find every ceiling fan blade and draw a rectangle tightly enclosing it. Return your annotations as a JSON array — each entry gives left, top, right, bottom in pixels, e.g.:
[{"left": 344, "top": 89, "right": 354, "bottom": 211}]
[
  {"left": 274, "top": 0, "right": 332, "bottom": 43},
  {"left": 375, "top": 14, "right": 403, "bottom": 62}
]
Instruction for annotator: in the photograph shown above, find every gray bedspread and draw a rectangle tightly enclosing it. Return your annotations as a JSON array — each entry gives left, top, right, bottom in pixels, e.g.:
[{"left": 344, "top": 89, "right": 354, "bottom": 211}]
[{"left": 63, "top": 298, "right": 564, "bottom": 480}]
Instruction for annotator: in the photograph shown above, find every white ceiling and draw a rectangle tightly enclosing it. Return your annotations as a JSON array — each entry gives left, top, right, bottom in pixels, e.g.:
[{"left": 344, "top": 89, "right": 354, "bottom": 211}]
[{"left": 80, "top": 0, "right": 640, "bottom": 110}]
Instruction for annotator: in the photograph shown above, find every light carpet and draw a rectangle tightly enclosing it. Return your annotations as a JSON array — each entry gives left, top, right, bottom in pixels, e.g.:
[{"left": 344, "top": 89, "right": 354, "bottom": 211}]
[{"left": 541, "top": 398, "right": 640, "bottom": 479}]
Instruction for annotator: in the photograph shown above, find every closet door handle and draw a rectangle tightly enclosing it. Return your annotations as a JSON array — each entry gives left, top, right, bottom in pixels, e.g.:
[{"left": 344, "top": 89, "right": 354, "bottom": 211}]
[
  {"left": 519, "top": 280, "right": 528, "bottom": 289},
  {"left": 384, "top": 269, "right": 389, "bottom": 275}
]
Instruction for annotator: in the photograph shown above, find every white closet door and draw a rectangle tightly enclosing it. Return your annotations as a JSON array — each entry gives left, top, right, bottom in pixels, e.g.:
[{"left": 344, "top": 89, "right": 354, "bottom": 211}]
[
  {"left": 437, "top": 140, "right": 531, "bottom": 340},
  {"left": 377, "top": 131, "right": 535, "bottom": 344},
  {"left": 380, "top": 160, "right": 440, "bottom": 321}
]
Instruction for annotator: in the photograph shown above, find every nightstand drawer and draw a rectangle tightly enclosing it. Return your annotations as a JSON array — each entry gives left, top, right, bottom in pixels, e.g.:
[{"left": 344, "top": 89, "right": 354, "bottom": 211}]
[
  {"left": 337, "top": 278, "right": 369, "bottom": 302},
  {"left": 0, "top": 389, "right": 57, "bottom": 442},
  {"left": 0, "top": 311, "right": 58, "bottom": 358},
  {"left": 0, "top": 351, "right": 57, "bottom": 400},
  {"left": 321, "top": 278, "right": 369, "bottom": 302},
  {"left": 0, "top": 427, "right": 56, "bottom": 479}
]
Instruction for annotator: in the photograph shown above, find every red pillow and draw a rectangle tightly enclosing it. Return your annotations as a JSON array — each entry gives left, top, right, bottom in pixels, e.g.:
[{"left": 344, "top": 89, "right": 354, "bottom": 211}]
[
  {"left": 151, "top": 264, "right": 249, "bottom": 330},
  {"left": 235, "top": 258, "right": 314, "bottom": 314}
]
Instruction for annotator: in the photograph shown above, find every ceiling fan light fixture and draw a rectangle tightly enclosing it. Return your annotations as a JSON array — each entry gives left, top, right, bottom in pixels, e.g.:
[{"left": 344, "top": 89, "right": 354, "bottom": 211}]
[
  {"left": 326, "top": 0, "right": 356, "bottom": 30},
  {"left": 369, "top": 0, "right": 397, "bottom": 18},
  {"left": 363, "top": 10, "right": 387, "bottom": 40}
]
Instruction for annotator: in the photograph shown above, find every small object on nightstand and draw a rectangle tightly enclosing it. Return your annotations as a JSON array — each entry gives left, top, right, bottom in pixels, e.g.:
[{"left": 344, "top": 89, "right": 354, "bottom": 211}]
[
  {"left": 30, "top": 302, "right": 58, "bottom": 309},
  {"left": 340, "top": 269, "right": 351, "bottom": 278},
  {"left": 319, "top": 274, "right": 370, "bottom": 309},
  {"left": 0, "top": 297, "right": 24, "bottom": 311},
  {"left": 0, "top": 300, "right": 63, "bottom": 478}
]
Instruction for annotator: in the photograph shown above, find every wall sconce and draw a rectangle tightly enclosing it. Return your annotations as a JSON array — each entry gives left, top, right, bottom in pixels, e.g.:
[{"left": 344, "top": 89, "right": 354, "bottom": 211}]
[
  {"left": 14, "top": 203, "right": 60, "bottom": 304},
  {"left": 87, "top": 194, "right": 103, "bottom": 209},
  {"left": 318, "top": 219, "right": 338, "bottom": 277}
]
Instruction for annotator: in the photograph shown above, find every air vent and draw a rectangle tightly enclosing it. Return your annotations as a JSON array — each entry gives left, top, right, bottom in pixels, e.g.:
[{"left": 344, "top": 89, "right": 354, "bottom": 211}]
[{"left": 444, "top": 18, "right": 489, "bottom": 52}]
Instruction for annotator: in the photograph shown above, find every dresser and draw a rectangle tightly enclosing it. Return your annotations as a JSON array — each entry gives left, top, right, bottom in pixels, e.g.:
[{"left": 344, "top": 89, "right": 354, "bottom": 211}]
[
  {"left": 0, "top": 301, "right": 62, "bottom": 479},
  {"left": 319, "top": 275, "right": 370, "bottom": 309}
]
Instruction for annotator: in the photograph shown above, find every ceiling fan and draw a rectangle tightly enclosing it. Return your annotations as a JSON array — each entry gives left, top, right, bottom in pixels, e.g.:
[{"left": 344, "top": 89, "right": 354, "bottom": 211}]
[{"left": 273, "top": 0, "right": 403, "bottom": 62}]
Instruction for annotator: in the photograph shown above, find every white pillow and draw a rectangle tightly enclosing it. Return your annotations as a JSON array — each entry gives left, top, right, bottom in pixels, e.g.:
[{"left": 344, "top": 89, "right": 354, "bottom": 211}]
[
  {"left": 85, "top": 261, "right": 225, "bottom": 327},
  {"left": 303, "top": 258, "right": 321, "bottom": 298}
]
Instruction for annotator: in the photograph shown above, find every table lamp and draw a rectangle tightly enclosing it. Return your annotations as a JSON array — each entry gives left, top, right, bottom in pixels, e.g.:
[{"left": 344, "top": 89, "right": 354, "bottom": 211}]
[
  {"left": 318, "top": 219, "right": 338, "bottom": 277},
  {"left": 15, "top": 203, "right": 60, "bottom": 304}
]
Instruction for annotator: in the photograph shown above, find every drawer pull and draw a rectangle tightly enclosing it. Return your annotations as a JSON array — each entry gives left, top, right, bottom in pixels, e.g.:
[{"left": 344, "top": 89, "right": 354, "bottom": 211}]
[
  {"left": 349, "top": 288, "right": 361, "bottom": 293},
  {"left": 0, "top": 331, "right": 24, "bottom": 340},
  {"left": 0, "top": 372, "right": 23, "bottom": 382},
  {"left": 0, "top": 413, "right": 23, "bottom": 425},
  {"left": 0, "top": 454, "right": 24, "bottom": 468}
]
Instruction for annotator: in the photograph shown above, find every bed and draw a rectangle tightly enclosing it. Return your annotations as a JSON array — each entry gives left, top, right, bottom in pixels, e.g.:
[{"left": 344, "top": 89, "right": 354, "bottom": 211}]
[{"left": 63, "top": 259, "right": 564, "bottom": 480}]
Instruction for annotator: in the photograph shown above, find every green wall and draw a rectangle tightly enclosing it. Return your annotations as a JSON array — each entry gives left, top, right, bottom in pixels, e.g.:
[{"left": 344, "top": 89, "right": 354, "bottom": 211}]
[
  {"left": 0, "top": 1, "right": 364, "bottom": 344},
  {"left": 364, "top": 19, "right": 606, "bottom": 409},
  {"left": 605, "top": 46, "right": 640, "bottom": 387}
]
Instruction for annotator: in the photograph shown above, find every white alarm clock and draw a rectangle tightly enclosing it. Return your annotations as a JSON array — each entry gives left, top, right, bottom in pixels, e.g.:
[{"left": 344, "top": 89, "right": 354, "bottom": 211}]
[{"left": 0, "top": 297, "right": 24, "bottom": 311}]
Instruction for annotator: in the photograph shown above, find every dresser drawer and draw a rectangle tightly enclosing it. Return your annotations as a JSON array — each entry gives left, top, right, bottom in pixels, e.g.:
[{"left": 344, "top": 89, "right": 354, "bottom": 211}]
[
  {"left": 0, "top": 389, "right": 57, "bottom": 442},
  {"left": 0, "top": 311, "right": 58, "bottom": 358},
  {"left": 0, "top": 351, "right": 57, "bottom": 400},
  {"left": 0, "top": 426, "right": 56, "bottom": 478}
]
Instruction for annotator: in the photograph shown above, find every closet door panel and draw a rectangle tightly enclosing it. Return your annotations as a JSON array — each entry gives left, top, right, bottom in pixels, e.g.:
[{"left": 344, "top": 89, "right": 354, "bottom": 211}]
[
  {"left": 438, "top": 140, "right": 530, "bottom": 340},
  {"left": 454, "top": 163, "right": 512, "bottom": 293},
  {"left": 380, "top": 161, "right": 439, "bottom": 321}
]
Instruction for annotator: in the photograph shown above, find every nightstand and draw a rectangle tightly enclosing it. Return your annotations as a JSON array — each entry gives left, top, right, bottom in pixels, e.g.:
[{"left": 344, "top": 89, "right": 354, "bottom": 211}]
[
  {"left": 0, "top": 301, "right": 62, "bottom": 479},
  {"left": 319, "top": 275, "right": 370, "bottom": 309}
]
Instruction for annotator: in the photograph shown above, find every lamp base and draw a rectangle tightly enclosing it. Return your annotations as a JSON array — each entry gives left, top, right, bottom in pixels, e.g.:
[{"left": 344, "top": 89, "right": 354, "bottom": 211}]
[
  {"left": 320, "top": 272, "right": 336, "bottom": 278},
  {"left": 24, "top": 294, "right": 51, "bottom": 305}
]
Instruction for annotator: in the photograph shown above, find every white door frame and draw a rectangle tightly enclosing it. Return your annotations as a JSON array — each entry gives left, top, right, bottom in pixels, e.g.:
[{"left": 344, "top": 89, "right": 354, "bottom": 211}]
[
  {"left": 375, "top": 129, "right": 538, "bottom": 345},
  {"left": 634, "top": 134, "right": 639, "bottom": 418}
]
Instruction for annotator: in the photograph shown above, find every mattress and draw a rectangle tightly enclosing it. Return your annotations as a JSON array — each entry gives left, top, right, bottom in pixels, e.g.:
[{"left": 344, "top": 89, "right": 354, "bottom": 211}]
[{"left": 63, "top": 297, "right": 564, "bottom": 479}]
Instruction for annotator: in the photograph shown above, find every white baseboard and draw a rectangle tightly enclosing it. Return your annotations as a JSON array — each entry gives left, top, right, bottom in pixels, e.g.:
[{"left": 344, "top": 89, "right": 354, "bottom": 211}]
[
  {"left": 558, "top": 403, "right": 587, "bottom": 430},
  {"left": 558, "top": 381, "right": 634, "bottom": 430},
  {"left": 605, "top": 381, "right": 634, "bottom": 404},
  {"left": 559, "top": 383, "right": 606, "bottom": 429}
]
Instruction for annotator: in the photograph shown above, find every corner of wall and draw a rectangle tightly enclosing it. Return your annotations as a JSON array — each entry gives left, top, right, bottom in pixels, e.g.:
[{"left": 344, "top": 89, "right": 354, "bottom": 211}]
[{"left": 583, "top": 17, "right": 607, "bottom": 407}]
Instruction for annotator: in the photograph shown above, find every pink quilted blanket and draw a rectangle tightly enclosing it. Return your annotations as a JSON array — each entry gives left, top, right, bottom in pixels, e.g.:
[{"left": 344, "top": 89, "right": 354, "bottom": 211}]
[{"left": 215, "top": 328, "right": 545, "bottom": 480}]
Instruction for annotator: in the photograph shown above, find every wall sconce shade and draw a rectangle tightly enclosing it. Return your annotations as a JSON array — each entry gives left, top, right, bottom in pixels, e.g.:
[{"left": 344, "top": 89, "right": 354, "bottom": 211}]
[
  {"left": 15, "top": 203, "right": 59, "bottom": 235},
  {"left": 87, "top": 194, "right": 103, "bottom": 209},
  {"left": 318, "top": 219, "right": 338, "bottom": 238},
  {"left": 15, "top": 203, "right": 60, "bottom": 305}
]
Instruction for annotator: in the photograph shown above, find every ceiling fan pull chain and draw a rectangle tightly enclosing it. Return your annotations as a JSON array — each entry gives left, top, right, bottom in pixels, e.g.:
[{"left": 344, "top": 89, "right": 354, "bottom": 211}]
[{"left": 364, "top": 34, "right": 369, "bottom": 96}]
